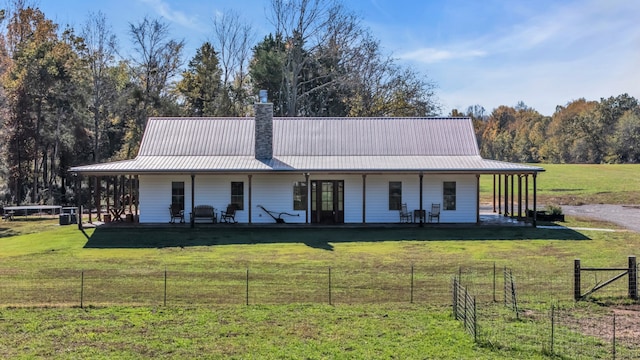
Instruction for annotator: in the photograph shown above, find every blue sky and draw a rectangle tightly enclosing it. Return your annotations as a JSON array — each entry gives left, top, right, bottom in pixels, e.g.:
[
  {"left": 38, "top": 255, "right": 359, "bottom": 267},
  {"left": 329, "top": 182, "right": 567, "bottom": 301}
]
[{"left": 39, "top": 0, "right": 640, "bottom": 116}]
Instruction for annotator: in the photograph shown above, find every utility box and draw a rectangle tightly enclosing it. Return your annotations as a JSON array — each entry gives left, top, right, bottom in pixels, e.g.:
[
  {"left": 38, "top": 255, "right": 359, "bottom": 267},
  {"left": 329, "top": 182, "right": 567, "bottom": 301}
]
[{"left": 59, "top": 213, "right": 70, "bottom": 225}]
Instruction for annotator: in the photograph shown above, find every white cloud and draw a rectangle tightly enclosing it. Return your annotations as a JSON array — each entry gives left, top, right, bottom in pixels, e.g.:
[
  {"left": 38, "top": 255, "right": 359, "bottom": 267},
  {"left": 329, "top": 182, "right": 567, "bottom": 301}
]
[
  {"left": 139, "top": 0, "right": 203, "bottom": 31},
  {"left": 400, "top": 48, "right": 486, "bottom": 63}
]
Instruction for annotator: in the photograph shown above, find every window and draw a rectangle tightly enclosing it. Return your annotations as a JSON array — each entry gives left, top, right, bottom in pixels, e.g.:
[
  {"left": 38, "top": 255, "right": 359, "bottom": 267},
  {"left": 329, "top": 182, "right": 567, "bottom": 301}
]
[
  {"left": 443, "top": 181, "right": 456, "bottom": 210},
  {"left": 389, "top": 182, "right": 402, "bottom": 210},
  {"left": 171, "top": 182, "right": 185, "bottom": 210},
  {"left": 293, "top": 181, "right": 307, "bottom": 210},
  {"left": 231, "top": 182, "right": 244, "bottom": 210}
]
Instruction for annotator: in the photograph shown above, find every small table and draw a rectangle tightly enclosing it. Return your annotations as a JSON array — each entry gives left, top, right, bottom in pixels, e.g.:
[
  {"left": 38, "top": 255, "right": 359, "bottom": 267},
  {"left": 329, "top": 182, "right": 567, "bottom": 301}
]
[{"left": 413, "top": 210, "right": 426, "bottom": 223}]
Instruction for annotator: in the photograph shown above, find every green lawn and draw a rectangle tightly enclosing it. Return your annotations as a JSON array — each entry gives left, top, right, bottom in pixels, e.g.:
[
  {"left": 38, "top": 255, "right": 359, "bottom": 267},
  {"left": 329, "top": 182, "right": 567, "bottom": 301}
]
[
  {"left": 480, "top": 163, "right": 640, "bottom": 205},
  {"left": 1, "top": 164, "right": 639, "bottom": 358}
]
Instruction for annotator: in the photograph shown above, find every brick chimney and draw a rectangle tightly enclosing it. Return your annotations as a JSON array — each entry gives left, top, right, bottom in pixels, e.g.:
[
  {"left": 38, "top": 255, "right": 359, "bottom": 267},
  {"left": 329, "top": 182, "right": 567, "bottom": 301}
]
[{"left": 254, "top": 93, "right": 273, "bottom": 160}]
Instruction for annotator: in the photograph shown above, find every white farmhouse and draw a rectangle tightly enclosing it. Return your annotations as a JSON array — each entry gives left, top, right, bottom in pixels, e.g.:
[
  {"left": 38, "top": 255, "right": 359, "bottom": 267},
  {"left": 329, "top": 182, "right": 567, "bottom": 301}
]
[{"left": 71, "top": 102, "right": 544, "bottom": 225}]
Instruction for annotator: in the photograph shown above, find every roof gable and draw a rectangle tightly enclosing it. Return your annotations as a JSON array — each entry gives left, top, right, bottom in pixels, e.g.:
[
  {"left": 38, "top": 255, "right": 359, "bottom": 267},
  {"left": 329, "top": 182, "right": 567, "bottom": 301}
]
[{"left": 139, "top": 117, "right": 479, "bottom": 157}]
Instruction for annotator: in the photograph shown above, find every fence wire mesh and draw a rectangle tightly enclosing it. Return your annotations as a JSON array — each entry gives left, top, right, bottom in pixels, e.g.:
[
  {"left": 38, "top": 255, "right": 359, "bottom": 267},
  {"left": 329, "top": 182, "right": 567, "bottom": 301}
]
[{"left": 1, "top": 262, "right": 638, "bottom": 359}]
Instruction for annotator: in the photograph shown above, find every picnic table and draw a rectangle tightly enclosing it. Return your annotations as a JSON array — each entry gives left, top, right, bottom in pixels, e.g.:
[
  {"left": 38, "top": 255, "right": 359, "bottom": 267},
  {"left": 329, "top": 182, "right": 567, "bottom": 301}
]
[{"left": 109, "top": 207, "right": 125, "bottom": 222}]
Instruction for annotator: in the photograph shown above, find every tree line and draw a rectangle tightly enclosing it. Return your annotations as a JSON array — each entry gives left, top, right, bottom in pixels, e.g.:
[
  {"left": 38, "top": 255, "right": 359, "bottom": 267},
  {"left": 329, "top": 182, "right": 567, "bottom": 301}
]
[
  {"left": 456, "top": 94, "right": 640, "bottom": 164},
  {"left": 0, "top": 0, "right": 637, "bottom": 206},
  {"left": 0, "top": 0, "right": 438, "bottom": 205}
]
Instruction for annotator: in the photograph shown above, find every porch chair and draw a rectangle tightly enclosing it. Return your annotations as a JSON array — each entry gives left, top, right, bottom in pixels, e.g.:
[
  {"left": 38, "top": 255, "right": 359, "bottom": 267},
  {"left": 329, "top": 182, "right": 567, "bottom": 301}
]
[
  {"left": 169, "top": 204, "right": 185, "bottom": 224},
  {"left": 399, "top": 203, "right": 412, "bottom": 223},
  {"left": 428, "top": 203, "right": 441, "bottom": 223},
  {"left": 220, "top": 204, "right": 238, "bottom": 223}
]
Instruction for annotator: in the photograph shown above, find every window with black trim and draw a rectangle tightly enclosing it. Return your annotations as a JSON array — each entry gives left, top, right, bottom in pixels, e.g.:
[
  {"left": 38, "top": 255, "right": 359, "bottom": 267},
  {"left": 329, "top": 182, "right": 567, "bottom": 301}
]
[
  {"left": 231, "top": 182, "right": 244, "bottom": 210},
  {"left": 293, "top": 181, "right": 307, "bottom": 210},
  {"left": 389, "top": 181, "right": 402, "bottom": 210},
  {"left": 171, "top": 182, "right": 185, "bottom": 210},
  {"left": 443, "top": 181, "right": 456, "bottom": 210}
]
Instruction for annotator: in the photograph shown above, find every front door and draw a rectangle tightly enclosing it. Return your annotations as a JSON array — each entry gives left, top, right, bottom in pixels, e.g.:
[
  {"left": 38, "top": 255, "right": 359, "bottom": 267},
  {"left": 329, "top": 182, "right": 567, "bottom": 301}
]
[{"left": 311, "top": 180, "right": 344, "bottom": 224}]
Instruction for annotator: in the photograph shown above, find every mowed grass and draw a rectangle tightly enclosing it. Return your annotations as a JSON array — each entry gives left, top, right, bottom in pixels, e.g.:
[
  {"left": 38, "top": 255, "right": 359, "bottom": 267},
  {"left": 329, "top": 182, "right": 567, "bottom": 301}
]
[
  {"left": 480, "top": 163, "right": 640, "bottom": 205},
  {"left": 1, "top": 164, "right": 639, "bottom": 358}
]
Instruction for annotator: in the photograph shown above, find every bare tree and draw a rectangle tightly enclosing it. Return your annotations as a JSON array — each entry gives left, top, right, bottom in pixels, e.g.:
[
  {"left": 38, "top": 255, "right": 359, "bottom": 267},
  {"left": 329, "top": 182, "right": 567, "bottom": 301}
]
[
  {"left": 212, "top": 10, "right": 254, "bottom": 115},
  {"left": 81, "top": 11, "right": 117, "bottom": 163},
  {"left": 124, "top": 17, "right": 184, "bottom": 157},
  {"left": 268, "top": 0, "right": 362, "bottom": 116}
]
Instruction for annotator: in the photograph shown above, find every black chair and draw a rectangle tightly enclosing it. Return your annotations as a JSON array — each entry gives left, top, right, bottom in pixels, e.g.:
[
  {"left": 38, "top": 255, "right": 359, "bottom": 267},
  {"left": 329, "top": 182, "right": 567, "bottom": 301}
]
[
  {"left": 399, "top": 203, "right": 412, "bottom": 223},
  {"left": 428, "top": 203, "right": 441, "bottom": 223},
  {"left": 169, "top": 204, "right": 185, "bottom": 223},
  {"left": 220, "top": 204, "right": 237, "bottom": 223}
]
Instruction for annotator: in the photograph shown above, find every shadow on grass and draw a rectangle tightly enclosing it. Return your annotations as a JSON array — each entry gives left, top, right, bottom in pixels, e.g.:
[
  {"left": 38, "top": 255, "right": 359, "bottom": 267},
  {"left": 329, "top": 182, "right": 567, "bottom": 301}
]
[{"left": 83, "top": 225, "right": 590, "bottom": 250}]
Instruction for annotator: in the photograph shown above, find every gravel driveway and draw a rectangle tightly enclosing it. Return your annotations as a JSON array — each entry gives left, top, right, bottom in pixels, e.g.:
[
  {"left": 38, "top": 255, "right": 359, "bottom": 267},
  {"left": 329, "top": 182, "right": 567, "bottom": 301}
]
[{"left": 561, "top": 204, "right": 640, "bottom": 233}]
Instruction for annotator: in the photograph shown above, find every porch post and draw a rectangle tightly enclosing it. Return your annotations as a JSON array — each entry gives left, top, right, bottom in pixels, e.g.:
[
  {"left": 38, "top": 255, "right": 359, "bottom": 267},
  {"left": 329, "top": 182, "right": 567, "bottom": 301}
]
[
  {"left": 305, "top": 173, "right": 310, "bottom": 224},
  {"left": 504, "top": 174, "right": 509, "bottom": 216},
  {"left": 362, "top": 174, "right": 366, "bottom": 224},
  {"left": 525, "top": 175, "right": 529, "bottom": 219},
  {"left": 134, "top": 175, "right": 139, "bottom": 222},
  {"left": 95, "top": 176, "right": 101, "bottom": 221},
  {"left": 190, "top": 174, "right": 195, "bottom": 228},
  {"left": 419, "top": 172, "right": 424, "bottom": 227},
  {"left": 533, "top": 172, "right": 538, "bottom": 228},
  {"left": 75, "top": 173, "right": 82, "bottom": 230},
  {"left": 498, "top": 174, "right": 502, "bottom": 214},
  {"left": 248, "top": 174, "right": 252, "bottom": 224},
  {"left": 492, "top": 174, "right": 496, "bottom": 213},
  {"left": 476, "top": 174, "right": 480, "bottom": 224},
  {"left": 517, "top": 175, "right": 522, "bottom": 219},
  {"left": 106, "top": 177, "right": 111, "bottom": 219},
  {"left": 510, "top": 174, "right": 515, "bottom": 219},
  {"left": 88, "top": 176, "right": 93, "bottom": 224}
]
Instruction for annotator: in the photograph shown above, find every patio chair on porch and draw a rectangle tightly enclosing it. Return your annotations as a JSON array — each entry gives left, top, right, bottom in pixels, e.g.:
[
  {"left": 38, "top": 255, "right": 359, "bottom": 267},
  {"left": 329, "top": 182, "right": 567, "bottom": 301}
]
[
  {"left": 428, "top": 203, "right": 441, "bottom": 223},
  {"left": 220, "top": 204, "right": 238, "bottom": 223},
  {"left": 399, "top": 203, "right": 412, "bottom": 223},
  {"left": 169, "top": 204, "right": 184, "bottom": 224}
]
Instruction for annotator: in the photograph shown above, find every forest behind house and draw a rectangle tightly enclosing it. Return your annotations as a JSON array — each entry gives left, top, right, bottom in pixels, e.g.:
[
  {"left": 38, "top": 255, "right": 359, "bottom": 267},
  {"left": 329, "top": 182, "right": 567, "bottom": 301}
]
[{"left": 0, "top": 0, "right": 637, "bottom": 206}]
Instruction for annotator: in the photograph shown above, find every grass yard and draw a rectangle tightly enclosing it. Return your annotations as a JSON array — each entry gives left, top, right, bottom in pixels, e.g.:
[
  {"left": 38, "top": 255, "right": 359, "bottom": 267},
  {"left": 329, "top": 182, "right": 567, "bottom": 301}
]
[
  {"left": 1, "top": 164, "right": 639, "bottom": 358},
  {"left": 480, "top": 163, "right": 640, "bottom": 205}
]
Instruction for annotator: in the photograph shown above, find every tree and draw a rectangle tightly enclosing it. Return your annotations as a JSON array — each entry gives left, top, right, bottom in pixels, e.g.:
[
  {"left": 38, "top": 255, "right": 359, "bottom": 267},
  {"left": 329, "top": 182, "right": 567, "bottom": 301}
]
[
  {"left": 2, "top": 5, "right": 89, "bottom": 204},
  {"left": 123, "top": 17, "right": 184, "bottom": 158},
  {"left": 175, "top": 42, "right": 222, "bottom": 116},
  {"left": 212, "top": 10, "right": 254, "bottom": 116},
  {"left": 610, "top": 109, "right": 640, "bottom": 163},
  {"left": 80, "top": 11, "right": 118, "bottom": 163}
]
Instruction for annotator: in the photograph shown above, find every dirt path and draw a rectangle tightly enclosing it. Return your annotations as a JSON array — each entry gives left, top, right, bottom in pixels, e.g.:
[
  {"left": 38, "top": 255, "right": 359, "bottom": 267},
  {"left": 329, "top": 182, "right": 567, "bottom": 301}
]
[{"left": 561, "top": 204, "right": 640, "bottom": 233}]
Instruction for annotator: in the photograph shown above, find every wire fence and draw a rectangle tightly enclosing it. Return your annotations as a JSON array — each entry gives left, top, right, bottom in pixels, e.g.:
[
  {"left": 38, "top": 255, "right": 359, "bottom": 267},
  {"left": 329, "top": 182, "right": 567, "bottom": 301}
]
[{"left": 1, "top": 263, "right": 638, "bottom": 359}]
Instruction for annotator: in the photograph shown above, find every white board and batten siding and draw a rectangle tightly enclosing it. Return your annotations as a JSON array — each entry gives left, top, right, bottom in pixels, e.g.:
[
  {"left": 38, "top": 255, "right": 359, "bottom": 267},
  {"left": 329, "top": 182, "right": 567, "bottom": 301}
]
[
  {"left": 364, "top": 174, "right": 476, "bottom": 223},
  {"left": 139, "top": 173, "right": 478, "bottom": 224}
]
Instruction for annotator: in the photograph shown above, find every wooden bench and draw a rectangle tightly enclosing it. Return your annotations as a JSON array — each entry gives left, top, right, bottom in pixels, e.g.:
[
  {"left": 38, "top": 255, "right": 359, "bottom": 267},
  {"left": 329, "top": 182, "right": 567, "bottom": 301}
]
[{"left": 190, "top": 205, "right": 217, "bottom": 223}]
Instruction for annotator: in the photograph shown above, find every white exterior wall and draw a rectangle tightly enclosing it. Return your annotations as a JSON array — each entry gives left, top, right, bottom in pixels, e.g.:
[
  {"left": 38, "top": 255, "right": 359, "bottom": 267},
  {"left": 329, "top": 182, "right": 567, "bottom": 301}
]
[
  {"left": 251, "top": 174, "right": 307, "bottom": 223},
  {"left": 138, "top": 173, "right": 478, "bottom": 224}
]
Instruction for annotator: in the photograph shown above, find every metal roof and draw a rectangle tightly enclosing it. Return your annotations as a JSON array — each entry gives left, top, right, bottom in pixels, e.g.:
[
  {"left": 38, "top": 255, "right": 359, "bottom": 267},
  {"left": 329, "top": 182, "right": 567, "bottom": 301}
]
[
  {"left": 137, "top": 117, "right": 479, "bottom": 156},
  {"left": 71, "top": 116, "right": 544, "bottom": 174}
]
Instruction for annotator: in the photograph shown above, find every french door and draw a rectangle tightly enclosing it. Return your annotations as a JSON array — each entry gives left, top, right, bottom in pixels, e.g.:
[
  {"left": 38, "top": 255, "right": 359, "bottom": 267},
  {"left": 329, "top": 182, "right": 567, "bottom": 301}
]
[{"left": 311, "top": 180, "right": 344, "bottom": 224}]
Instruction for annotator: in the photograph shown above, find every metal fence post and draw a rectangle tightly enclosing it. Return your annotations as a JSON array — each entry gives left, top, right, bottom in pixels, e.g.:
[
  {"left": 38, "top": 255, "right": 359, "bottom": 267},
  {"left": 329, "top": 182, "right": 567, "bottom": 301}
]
[
  {"left": 493, "top": 262, "right": 496, "bottom": 302},
  {"left": 328, "top": 267, "right": 332, "bottom": 306},
  {"left": 574, "top": 259, "right": 581, "bottom": 300},
  {"left": 164, "top": 267, "right": 167, "bottom": 307},
  {"left": 550, "top": 304, "right": 555, "bottom": 355},
  {"left": 246, "top": 268, "right": 249, "bottom": 306},
  {"left": 452, "top": 278, "right": 458, "bottom": 319},
  {"left": 410, "top": 264, "right": 414, "bottom": 304},
  {"left": 613, "top": 312, "right": 616, "bottom": 360},
  {"left": 80, "top": 270, "right": 84, "bottom": 309}
]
